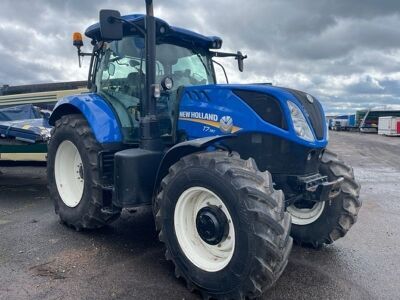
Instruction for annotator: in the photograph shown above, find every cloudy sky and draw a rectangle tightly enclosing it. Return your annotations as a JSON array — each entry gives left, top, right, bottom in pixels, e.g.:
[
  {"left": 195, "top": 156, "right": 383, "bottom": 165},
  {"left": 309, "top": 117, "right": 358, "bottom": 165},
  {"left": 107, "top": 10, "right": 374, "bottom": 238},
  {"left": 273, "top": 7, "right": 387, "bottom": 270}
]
[{"left": 1, "top": 0, "right": 399, "bottom": 114}]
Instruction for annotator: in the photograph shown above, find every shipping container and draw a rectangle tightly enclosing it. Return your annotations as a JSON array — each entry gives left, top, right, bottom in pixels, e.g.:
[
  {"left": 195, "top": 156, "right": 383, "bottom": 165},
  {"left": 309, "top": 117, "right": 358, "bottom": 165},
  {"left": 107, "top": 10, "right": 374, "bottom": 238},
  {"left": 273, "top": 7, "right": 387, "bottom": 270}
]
[
  {"left": 378, "top": 116, "right": 400, "bottom": 136},
  {"left": 348, "top": 114, "right": 356, "bottom": 127}
]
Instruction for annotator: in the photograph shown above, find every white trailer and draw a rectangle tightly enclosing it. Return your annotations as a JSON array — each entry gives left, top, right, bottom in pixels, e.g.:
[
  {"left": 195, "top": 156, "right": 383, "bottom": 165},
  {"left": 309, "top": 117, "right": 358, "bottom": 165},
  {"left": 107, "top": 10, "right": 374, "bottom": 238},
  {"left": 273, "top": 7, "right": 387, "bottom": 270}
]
[{"left": 378, "top": 116, "right": 400, "bottom": 136}]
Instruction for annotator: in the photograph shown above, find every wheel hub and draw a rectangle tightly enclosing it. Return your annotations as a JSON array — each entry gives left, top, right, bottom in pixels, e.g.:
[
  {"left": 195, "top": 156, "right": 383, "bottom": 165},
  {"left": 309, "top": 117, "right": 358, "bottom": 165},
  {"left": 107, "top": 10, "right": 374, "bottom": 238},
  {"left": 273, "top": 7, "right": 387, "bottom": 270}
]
[
  {"left": 174, "top": 186, "right": 235, "bottom": 272},
  {"left": 196, "top": 205, "right": 228, "bottom": 245},
  {"left": 78, "top": 164, "right": 84, "bottom": 179}
]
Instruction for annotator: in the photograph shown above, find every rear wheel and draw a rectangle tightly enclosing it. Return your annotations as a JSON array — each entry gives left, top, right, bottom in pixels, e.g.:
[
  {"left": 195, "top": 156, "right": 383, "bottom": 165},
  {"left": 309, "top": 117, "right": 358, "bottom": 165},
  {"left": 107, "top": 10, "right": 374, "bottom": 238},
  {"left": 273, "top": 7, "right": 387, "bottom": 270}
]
[
  {"left": 288, "top": 149, "right": 361, "bottom": 248},
  {"left": 47, "top": 114, "right": 121, "bottom": 230},
  {"left": 155, "top": 151, "right": 292, "bottom": 299}
]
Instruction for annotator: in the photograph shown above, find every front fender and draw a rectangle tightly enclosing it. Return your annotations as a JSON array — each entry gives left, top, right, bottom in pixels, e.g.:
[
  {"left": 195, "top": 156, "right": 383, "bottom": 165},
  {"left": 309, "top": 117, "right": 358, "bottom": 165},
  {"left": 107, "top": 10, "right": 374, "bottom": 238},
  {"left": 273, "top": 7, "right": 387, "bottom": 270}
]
[
  {"left": 49, "top": 93, "right": 122, "bottom": 143},
  {"left": 153, "top": 135, "right": 235, "bottom": 197}
]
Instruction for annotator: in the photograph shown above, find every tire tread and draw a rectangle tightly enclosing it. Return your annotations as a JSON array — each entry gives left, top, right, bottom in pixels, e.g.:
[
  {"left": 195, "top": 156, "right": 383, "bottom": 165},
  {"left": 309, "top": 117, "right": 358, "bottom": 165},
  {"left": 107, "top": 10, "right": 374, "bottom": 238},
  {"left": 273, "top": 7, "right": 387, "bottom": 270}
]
[
  {"left": 291, "top": 149, "right": 361, "bottom": 248},
  {"left": 154, "top": 151, "right": 292, "bottom": 299},
  {"left": 48, "top": 114, "right": 120, "bottom": 230}
]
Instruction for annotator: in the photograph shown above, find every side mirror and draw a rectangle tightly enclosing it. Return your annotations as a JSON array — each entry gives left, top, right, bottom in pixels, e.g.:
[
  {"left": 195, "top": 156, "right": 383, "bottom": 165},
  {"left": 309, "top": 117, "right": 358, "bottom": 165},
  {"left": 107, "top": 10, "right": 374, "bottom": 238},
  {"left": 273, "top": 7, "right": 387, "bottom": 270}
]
[
  {"left": 236, "top": 51, "right": 247, "bottom": 72},
  {"left": 99, "top": 10, "right": 123, "bottom": 41}
]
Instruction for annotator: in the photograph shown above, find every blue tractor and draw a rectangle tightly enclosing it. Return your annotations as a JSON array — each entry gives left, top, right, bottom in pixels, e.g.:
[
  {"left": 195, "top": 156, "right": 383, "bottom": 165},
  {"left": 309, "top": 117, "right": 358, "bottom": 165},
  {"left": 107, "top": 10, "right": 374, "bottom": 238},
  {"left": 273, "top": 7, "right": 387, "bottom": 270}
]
[{"left": 47, "top": 1, "right": 361, "bottom": 298}]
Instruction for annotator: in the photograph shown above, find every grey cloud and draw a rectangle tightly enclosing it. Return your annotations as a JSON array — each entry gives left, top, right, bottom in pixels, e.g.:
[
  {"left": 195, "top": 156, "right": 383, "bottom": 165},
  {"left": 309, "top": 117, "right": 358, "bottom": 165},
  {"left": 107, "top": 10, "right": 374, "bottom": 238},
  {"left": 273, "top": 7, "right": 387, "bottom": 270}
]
[
  {"left": 0, "top": 0, "right": 400, "bottom": 114},
  {"left": 346, "top": 75, "right": 385, "bottom": 95},
  {"left": 0, "top": 51, "right": 59, "bottom": 84}
]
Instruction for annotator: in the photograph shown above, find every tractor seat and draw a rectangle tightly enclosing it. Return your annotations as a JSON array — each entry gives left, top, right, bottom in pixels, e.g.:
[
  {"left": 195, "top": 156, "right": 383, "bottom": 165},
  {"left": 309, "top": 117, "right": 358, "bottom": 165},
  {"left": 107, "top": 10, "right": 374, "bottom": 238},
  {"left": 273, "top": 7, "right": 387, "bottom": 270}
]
[{"left": 123, "top": 72, "right": 144, "bottom": 98}]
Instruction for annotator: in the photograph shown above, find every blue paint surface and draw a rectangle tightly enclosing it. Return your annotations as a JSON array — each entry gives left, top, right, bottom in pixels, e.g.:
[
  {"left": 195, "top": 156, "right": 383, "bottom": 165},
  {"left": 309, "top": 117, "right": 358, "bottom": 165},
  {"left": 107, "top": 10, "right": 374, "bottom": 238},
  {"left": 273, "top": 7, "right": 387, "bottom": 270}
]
[
  {"left": 51, "top": 84, "right": 328, "bottom": 149},
  {"left": 85, "top": 14, "right": 222, "bottom": 49},
  {"left": 51, "top": 93, "right": 122, "bottom": 143},
  {"left": 177, "top": 84, "right": 328, "bottom": 148}
]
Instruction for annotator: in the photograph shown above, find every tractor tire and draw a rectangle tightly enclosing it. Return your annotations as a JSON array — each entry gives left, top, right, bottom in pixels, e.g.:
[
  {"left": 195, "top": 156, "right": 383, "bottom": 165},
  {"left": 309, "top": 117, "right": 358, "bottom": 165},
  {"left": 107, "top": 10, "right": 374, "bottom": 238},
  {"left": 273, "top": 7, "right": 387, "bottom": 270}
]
[
  {"left": 154, "top": 151, "right": 292, "bottom": 299},
  {"left": 287, "top": 149, "right": 361, "bottom": 248},
  {"left": 47, "top": 114, "right": 121, "bottom": 230}
]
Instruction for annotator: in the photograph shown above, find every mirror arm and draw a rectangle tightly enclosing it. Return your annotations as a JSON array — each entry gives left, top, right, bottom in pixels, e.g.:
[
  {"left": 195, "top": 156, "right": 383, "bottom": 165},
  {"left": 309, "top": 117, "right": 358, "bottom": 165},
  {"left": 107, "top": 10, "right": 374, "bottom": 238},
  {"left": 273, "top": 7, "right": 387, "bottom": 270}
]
[
  {"left": 211, "top": 51, "right": 247, "bottom": 60},
  {"left": 211, "top": 51, "right": 247, "bottom": 72}
]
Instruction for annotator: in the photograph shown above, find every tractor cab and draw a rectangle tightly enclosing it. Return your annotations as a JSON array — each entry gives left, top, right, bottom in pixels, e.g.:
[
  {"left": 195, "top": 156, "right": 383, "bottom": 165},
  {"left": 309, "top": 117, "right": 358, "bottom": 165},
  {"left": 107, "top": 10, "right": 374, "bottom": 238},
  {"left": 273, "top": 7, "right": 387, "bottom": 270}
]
[{"left": 79, "top": 14, "right": 238, "bottom": 144}]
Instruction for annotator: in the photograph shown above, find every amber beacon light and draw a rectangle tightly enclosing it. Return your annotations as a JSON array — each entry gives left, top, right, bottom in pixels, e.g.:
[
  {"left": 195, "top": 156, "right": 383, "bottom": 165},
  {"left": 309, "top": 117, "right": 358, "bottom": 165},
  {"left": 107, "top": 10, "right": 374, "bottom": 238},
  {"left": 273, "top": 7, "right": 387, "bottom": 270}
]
[{"left": 73, "top": 32, "right": 84, "bottom": 48}]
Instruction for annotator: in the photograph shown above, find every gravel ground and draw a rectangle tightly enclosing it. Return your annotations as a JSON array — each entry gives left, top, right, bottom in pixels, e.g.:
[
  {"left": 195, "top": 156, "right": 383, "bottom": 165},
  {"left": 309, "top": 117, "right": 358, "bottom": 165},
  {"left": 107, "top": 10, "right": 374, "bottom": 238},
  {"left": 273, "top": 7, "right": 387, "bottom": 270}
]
[{"left": 0, "top": 131, "right": 399, "bottom": 300}]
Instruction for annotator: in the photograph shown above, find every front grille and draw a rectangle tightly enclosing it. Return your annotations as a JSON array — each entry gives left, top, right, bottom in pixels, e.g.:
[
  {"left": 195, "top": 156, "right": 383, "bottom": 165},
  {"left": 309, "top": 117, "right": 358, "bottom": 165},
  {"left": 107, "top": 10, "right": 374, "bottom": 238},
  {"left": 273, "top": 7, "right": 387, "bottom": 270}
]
[
  {"left": 234, "top": 90, "right": 287, "bottom": 130},
  {"left": 283, "top": 88, "right": 325, "bottom": 140},
  {"left": 224, "top": 132, "right": 323, "bottom": 175}
]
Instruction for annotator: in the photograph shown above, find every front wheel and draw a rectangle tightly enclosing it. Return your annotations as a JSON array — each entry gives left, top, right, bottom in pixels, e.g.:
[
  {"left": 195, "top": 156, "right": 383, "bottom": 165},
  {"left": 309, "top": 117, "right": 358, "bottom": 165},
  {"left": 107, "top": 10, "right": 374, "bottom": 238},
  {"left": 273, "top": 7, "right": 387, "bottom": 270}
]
[
  {"left": 287, "top": 149, "right": 361, "bottom": 248},
  {"left": 154, "top": 151, "right": 292, "bottom": 299},
  {"left": 47, "top": 114, "right": 121, "bottom": 230}
]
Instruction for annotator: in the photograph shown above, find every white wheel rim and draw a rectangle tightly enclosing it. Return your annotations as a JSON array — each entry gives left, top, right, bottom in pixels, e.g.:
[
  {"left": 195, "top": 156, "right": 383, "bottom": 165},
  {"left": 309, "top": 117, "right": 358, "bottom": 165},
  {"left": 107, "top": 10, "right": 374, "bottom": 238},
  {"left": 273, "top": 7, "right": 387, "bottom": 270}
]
[
  {"left": 287, "top": 201, "right": 325, "bottom": 225},
  {"left": 174, "top": 187, "right": 235, "bottom": 272},
  {"left": 54, "top": 140, "right": 84, "bottom": 208}
]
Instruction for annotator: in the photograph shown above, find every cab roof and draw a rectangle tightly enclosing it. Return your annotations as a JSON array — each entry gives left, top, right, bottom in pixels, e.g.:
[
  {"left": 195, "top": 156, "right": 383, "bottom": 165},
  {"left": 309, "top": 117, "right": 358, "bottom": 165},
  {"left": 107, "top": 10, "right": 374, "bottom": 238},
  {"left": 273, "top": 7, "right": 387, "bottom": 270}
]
[{"left": 85, "top": 14, "right": 222, "bottom": 50}]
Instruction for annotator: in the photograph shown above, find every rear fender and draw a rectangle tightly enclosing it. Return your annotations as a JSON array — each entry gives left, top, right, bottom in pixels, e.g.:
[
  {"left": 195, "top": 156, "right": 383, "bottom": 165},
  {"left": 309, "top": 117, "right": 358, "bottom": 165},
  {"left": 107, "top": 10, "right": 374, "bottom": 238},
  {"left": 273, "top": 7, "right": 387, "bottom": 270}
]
[{"left": 49, "top": 93, "right": 122, "bottom": 143}]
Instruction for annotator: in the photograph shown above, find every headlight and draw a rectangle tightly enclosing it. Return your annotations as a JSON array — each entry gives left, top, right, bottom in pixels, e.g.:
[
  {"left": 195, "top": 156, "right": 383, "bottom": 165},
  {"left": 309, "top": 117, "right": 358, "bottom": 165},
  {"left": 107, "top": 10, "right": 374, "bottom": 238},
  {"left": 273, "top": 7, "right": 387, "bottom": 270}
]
[{"left": 287, "top": 101, "right": 315, "bottom": 142}]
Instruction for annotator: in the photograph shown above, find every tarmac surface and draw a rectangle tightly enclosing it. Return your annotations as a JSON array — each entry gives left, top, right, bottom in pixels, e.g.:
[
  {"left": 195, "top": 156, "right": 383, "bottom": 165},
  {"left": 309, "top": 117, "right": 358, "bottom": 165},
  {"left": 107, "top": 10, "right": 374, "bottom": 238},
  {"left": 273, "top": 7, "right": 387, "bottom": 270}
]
[{"left": 0, "top": 131, "right": 399, "bottom": 300}]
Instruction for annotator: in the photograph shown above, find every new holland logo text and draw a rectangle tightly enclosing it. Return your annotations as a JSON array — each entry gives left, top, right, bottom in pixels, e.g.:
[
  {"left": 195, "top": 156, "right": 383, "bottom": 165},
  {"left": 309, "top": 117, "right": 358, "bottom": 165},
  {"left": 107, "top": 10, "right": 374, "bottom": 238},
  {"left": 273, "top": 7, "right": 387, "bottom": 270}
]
[
  {"left": 179, "top": 111, "right": 218, "bottom": 121},
  {"left": 179, "top": 111, "right": 241, "bottom": 133}
]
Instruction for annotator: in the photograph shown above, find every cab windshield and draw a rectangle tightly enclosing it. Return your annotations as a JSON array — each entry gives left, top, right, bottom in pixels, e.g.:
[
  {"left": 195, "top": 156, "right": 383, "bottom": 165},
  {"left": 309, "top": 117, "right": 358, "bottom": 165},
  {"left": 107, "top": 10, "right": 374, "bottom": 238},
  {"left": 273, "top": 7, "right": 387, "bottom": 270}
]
[{"left": 94, "top": 36, "right": 215, "bottom": 143}]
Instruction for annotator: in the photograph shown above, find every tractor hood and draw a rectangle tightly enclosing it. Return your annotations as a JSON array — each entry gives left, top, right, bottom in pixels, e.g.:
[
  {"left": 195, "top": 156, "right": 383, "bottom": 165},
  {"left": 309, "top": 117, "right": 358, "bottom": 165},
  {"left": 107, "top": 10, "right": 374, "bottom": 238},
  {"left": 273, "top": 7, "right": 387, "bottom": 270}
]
[
  {"left": 85, "top": 14, "right": 222, "bottom": 50},
  {"left": 222, "top": 84, "right": 326, "bottom": 141},
  {"left": 178, "top": 83, "right": 327, "bottom": 148}
]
